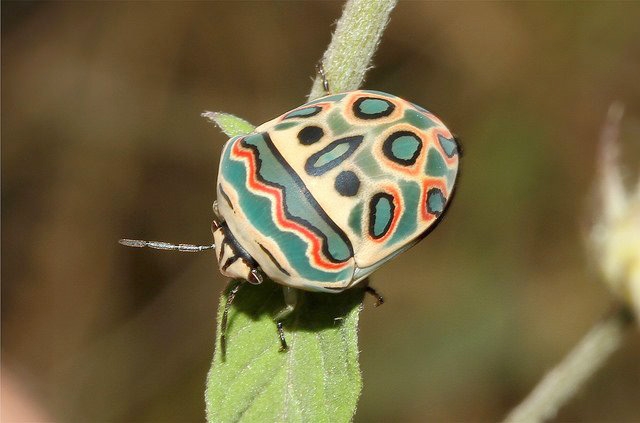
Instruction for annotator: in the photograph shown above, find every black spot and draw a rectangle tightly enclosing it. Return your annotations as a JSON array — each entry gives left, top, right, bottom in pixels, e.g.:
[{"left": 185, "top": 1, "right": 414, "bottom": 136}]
[
  {"left": 297, "top": 126, "right": 324, "bottom": 145},
  {"left": 334, "top": 171, "right": 360, "bottom": 197}
]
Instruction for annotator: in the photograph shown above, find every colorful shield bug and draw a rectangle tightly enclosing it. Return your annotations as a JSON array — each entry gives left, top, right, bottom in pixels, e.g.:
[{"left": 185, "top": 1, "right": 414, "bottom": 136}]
[{"left": 121, "top": 84, "right": 460, "bottom": 351}]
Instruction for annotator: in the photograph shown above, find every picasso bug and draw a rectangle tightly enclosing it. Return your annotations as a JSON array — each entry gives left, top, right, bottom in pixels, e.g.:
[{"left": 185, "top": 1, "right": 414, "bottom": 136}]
[{"left": 121, "top": 80, "right": 460, "bottom": 351}]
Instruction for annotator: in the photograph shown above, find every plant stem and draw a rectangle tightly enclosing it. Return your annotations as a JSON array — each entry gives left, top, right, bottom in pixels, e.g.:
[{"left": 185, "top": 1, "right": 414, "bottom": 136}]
[
  {"left": 308, "top": 0, "right": 398, "bottom": 100},
  {"left": 503, "top": 303, "right": 635, "bottom": 423}
]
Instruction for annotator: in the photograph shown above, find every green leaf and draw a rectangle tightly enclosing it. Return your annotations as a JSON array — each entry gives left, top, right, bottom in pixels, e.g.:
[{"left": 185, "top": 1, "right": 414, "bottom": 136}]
[
  {"left": 202, "top": 111, "right": 256, "bottom": 137},
  {"left": 205, "top": 280, "right": 365, "bottom": 423}
]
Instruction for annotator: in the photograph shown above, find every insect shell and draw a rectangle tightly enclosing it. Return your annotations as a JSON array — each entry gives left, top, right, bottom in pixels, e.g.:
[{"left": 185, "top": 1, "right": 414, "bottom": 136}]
[{"left": 212, "top": 90, "right": 460, "bottom": 293}]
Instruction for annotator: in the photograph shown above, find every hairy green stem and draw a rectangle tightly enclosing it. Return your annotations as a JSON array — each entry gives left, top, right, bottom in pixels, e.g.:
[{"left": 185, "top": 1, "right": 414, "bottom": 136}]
[
  {"left": 503, "top": 304, "right": 635, "bottom": 423},
  {"left": 309, "top": 0, "right": 398, "bottom": 100}
]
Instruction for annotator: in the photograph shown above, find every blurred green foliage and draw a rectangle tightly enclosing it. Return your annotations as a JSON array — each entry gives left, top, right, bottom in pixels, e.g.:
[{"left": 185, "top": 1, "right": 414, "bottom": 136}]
[{"left": 2, "top": 2, "right": 639, "bottom": 422}]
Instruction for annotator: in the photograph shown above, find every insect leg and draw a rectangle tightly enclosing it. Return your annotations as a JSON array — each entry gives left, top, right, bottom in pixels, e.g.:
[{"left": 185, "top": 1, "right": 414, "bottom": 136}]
[
  {"left": 365, "top": 285, "right": 385, "bottom": 307},
  {"left": 274, "top": 287, "right": 299, "bottom": 352},
  {"left": 220, "top": 280, "right": 245, "bottom": 356},
  {"left": 316, "top": 61, "right": 330, "bottom": 94}
]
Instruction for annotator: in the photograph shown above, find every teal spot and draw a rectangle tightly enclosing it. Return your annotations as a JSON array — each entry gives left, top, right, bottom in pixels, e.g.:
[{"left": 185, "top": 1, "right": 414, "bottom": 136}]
[
  {"left": 383, "top": 131, "right": 422, "bottom": 166},
  {"left": 286, "top": 106, "right": 320, "bottom": 119},
  {"left": 359, "top": 98, "right": 391, "bottom": 115},
  {"left": 355, "top": 148, "right": 384, "bottom": 179},
  {"left": 328, "top": 109, "right": 351, "bottom": 135},
  {"left": 348, "top": 202, "right": 363, "bottom": 236},
  {"left": 315, "top": 143, "right": 350, "bottom": 168},
  {"left": 305, "top": 135, "right": 363, "bottom": 176},
  {"left": 372, "top": 195, "right": 393, "bottom": 237},
  {"left": 425, "top": 148, "right": 447, "bottom": 177},
  {"left": 438, "top": 134, "right": 458, "bottom": 157},
  {"left": 427, "top": 189, "right": 445, "bottom": 216},
  {"left": 389, "top": 181, "right": 419, "bottom": 245},
  {"left": 404, "top": 109, "right": 437, "bottom": 130},
  {"left": 274, "top": 121, "right": 298, "bottom": 131},
  {"left": 391, "top": 135, "right": 421, "bottom": 161}
]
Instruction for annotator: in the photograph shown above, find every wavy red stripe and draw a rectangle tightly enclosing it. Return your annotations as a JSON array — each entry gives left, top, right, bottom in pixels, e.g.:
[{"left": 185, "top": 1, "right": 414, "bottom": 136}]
[{"left": 231, "top": 140, "right": 349, "bottom": 272}]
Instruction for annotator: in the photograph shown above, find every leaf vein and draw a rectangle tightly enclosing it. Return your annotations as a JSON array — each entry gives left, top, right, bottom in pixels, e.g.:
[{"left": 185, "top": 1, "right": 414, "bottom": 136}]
[{"left": 232, "top": 365, "right": 285, "bottom": 423}]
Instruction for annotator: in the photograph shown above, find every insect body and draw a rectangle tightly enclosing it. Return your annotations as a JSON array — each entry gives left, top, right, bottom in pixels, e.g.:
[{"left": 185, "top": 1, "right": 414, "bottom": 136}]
[
  {"left": 213, "top": 90, "right": 460, "bottom": 293},
  {"left": 121, "top": 89, "right": 460, "bottom": 351}
]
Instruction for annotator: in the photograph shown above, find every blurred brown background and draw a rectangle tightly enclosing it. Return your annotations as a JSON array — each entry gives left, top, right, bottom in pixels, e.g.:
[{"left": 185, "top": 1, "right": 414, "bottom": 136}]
[{"left": 2, "top": 2, "right": 639, "bottom": 422}]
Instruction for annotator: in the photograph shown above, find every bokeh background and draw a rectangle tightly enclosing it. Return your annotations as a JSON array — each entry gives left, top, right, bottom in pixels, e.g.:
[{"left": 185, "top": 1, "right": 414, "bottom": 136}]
[{"left": 3, "top": 2, "right": 639, "bottom": 422}]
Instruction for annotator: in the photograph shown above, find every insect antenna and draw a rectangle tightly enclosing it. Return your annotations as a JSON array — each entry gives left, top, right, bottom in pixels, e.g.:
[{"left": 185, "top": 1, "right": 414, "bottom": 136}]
[
  {"left": 220, "top": 281, "right": 245, "bottom": 356},
  {"left": 118, "top": 238, "right": 215, "bottom": 253}
]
